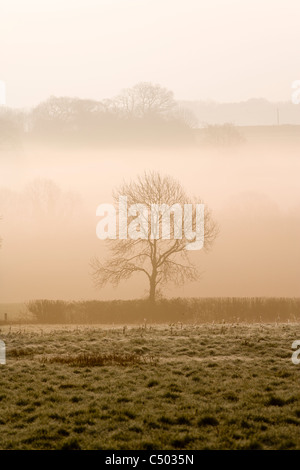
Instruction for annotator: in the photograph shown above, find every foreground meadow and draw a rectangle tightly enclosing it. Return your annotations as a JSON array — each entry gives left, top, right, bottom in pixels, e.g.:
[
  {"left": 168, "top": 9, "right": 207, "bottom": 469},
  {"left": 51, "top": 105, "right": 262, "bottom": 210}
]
[{"left": 0, "top": 323, "right": 299, "bottom": 450}]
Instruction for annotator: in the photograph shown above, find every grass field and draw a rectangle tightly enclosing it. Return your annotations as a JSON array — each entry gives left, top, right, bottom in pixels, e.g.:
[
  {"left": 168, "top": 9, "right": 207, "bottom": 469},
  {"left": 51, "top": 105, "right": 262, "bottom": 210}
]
[{"left": 0, "top": 323, "right": 299, "bottom": 450}]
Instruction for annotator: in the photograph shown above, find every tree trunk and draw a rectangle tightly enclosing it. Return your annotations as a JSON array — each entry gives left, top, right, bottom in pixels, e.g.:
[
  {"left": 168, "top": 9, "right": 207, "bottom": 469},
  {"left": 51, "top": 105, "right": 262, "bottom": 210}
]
[
  {"left": 149, "top": 275, "right": 156, "bottom": 303},
  {"left": 149, "top": 241, "right": 157, "bottom": 303}
]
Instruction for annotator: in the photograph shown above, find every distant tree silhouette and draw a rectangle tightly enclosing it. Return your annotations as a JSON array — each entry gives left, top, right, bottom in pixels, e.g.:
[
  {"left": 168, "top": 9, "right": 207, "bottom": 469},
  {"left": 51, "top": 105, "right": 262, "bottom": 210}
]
[
  {"left": 202, "top": 123, "right": 245, "bottom": 146},
  {"left": 24, "top": 178, "right": 81, "bottom": 221},
  {"left": 115, "top": 82, "right": 176, "bottom": 118},
  {"left": 31, "top": 96, "right": 110, "bottom": 141},
  {"left": 28, "top": 84, "right": 197, "bottom": 146}
]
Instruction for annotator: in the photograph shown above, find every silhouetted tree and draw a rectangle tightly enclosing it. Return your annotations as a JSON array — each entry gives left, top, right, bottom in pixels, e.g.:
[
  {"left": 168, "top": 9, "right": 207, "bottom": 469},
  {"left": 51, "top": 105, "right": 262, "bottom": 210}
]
[
  {"left": 31, "top": 96, "right": 112, "bottom": 142},
  {"left": 24, "top": 178, "right": 81, "bottom": 221},
  {"left": 202, "top": 123, "right": 245, "bottom": 146},
  {"left": 91, "top": 171, "right": 218, "bottom": 302},
  {"left": 115, "top": 82, "right": 176, "bottom": 119}
]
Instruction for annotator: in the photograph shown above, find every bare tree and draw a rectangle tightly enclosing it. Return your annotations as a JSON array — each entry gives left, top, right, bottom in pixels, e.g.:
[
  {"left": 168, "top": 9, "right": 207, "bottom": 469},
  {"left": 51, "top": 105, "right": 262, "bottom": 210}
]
[
  {"left": 172, "top": 106, "right": 198, "bottom": 129},
  {"left": 25, "top": 178, "right": 62, "bottom": 220},
  {"left": 31, "top": 96, "right": 108, "bottom": 138},
  {"left": 115, "top": 82, "right": 176, "bottom": 119},
  {"left": 24, "top": 178, "right": 81, "bottom": 222},
  {"left": 202, "top": 123, "right": 245, "bottom": 147},
  {"left": 91, "top": 171, "right": 219, "bottom": 302}
]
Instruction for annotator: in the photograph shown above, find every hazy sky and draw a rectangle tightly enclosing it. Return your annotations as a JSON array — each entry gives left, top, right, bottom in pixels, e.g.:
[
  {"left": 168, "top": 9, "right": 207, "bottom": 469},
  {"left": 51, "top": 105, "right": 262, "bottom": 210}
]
[{"left": 2, "top": 0, "right": 299, "bottom": 107}]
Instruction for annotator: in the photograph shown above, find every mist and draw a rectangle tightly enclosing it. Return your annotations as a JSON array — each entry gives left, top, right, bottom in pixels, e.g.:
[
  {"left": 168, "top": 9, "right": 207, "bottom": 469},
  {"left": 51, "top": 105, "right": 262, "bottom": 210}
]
[{"left": 1, "top": 136, "right": 299, "bottom": 302}]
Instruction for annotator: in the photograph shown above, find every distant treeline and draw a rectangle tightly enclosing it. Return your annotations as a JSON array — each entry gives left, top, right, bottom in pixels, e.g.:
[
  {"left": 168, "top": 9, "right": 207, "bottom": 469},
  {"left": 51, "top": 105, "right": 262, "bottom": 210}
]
[
  {"left": 25, "top": 298, "right": 300, "bottom": 324},
  {"left": 0, "top": 82, "right": 197, "bottom": 148},
  {"left": 0, "top": 82, "right": 247, "bottom": 148}
]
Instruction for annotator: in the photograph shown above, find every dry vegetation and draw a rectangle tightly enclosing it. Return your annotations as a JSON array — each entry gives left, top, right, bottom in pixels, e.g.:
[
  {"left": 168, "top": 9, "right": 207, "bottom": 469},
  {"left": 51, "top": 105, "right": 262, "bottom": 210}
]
[
  {"left": 0, "top": 322, "right": 299, "bottom": 450},
  {"left": 23, "top": 298, "right": 300, "bottom": 324}
]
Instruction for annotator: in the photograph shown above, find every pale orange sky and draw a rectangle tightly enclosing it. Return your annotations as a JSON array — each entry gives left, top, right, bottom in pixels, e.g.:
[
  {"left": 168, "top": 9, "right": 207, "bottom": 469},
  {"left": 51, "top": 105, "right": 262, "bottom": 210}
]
[{"left": 1, "top": 0, "right": 300, "bottom": 107}]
